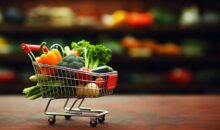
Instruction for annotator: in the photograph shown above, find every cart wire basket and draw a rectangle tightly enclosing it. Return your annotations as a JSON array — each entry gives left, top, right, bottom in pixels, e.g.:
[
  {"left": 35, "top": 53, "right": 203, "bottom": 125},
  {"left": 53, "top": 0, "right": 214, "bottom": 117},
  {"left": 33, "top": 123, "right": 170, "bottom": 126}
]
[{"left": 20, "top": 43, "right": 118, "bottom": 127}]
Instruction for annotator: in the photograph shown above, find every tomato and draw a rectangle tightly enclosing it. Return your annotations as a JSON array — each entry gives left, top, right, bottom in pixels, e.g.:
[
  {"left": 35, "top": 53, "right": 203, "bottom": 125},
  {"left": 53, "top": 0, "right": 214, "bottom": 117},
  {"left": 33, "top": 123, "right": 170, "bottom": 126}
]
[
  {"left": 76, "top": 67, "right": 92, "bottom": 84},
  {"left": 95, "top": 77, "right": 104, "bottom": 88},
  {"left": 126, "top": 12, "right": 153, "bottom": 27},
  {"left": 80, "top": 67, "right": 90, "bottom": 72},
  {"left": 167, "top": 68, "right": 193, "bottom": 84}
]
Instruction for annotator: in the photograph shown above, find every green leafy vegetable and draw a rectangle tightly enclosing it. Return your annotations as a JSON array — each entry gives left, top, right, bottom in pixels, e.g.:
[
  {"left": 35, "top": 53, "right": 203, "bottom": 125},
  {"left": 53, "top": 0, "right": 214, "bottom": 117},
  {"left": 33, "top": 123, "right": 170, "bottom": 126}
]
[{"left": 71, "top": 40, "right": 112, "bottom": 69}]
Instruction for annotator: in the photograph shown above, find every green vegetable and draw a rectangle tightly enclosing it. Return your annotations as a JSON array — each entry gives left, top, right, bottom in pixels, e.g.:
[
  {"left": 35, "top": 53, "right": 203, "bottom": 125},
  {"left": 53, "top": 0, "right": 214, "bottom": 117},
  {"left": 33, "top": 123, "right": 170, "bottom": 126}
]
[
  {"left": 57, "top": 54, "right": 84, "bottom": 69},
  {"left": 71, "top": 40, "right": 112, "bottom": 69},
  {"left": 28, "top": 92, "right": 42, "bottom": 100},
  {"left": 28, "top": 88, "right": 41, "bottom": 100},
  {"left": 23, "top": 84, "right": 41, "bottom": 100},
  {"left": 182, "top": 39, "right": 206, "bottom": 56},
  {"left": 23, "top": 85, "right": 40, "bottom": 95},
  {"left": 91, "top": 66, "right": 113, "bottom": 73},
  {"left": 150, "top": 8, "right": 179, "bottom": 26},
  {"left": 23, "top": 80, "right": 65, "bottom": 100}
]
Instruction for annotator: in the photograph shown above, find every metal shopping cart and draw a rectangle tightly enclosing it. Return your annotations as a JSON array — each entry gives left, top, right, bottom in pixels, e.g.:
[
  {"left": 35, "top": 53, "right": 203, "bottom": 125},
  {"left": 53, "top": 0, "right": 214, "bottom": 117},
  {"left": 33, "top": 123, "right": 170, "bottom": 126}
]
[{"left": 20, "top": 43, "right": 118, "bottom": 127}]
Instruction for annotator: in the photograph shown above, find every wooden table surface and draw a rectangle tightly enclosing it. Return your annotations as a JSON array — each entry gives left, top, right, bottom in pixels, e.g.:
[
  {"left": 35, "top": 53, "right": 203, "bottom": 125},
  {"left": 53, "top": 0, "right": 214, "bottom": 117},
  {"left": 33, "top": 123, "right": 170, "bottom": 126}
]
[{"left": 0, "top": 95, "right": 220, "bottom": 130}]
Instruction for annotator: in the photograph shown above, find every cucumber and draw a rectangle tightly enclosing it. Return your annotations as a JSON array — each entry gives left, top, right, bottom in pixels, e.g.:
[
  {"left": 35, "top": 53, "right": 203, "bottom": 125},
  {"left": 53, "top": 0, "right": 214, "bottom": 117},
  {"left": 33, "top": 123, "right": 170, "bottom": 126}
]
[
  {"left": 23, "top": 85, "right": 40, "bottom": 95},
  {"left": 28, "top": 87, "right": 41, "bottom": 97},
  {"left": 91, "top": 66, "right": 113, "bottom": 73},
  {"left": 28, "top": 92, "right": 42, "bottom": 100}
]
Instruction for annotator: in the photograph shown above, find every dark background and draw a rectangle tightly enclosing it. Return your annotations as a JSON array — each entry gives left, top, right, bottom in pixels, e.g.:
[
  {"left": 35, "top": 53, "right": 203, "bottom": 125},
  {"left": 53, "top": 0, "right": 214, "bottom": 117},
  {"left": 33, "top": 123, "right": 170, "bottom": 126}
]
[{"left": 0, "top": 0, "right": 220, "bottom": 94}]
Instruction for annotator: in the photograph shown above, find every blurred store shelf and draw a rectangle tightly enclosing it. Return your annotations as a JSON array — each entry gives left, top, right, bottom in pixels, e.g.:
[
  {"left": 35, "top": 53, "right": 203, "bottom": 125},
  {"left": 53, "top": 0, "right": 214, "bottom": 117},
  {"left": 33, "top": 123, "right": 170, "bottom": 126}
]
[
  {"left": 0, "top": 54, "right": 26, "bottom": 62},
  {"left": 111, "top": 55, "right": 220, "bottom": 64},
  {"left": 0, "top": 0, "right": 219, "bottom": 95},
  {"left": 0, "top": 24, "right": 219, "bottom": 36},
  {"left": 1, "top": 54, "right": 220, "bottom": 65}
]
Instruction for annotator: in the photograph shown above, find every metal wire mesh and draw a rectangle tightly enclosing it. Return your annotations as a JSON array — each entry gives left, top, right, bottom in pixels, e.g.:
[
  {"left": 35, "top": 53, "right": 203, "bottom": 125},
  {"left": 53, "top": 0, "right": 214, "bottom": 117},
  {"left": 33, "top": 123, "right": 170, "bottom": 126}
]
[{"left": 32, "top": 62, "right": 115, "bottom": 98}]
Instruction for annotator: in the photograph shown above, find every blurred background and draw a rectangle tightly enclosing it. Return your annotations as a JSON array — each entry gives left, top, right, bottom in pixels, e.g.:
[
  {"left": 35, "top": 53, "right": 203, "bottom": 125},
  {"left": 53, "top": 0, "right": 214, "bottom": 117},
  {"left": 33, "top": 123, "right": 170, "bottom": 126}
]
[{"left": 0, "top": 0, "right": 219, "bottom": 94}]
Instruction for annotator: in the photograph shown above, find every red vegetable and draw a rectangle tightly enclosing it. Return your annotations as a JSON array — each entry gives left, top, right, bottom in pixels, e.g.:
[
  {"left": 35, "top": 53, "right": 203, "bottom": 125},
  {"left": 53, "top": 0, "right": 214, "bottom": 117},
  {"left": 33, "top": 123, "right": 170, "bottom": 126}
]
[
  {"left": 76, "top": 67, "right": 92, "bottom": 83},
  {"left": 95, "top": 77, "right": 104, "bottom": 88},
  {"left": 167, "top": 68, "right": 193, "bottom": 84},
  {"left": 80, "top": 67, "right": 90, "bottom": 72},
  {"left": 126, "top": 12, "right": 153, "bottom": 27}
]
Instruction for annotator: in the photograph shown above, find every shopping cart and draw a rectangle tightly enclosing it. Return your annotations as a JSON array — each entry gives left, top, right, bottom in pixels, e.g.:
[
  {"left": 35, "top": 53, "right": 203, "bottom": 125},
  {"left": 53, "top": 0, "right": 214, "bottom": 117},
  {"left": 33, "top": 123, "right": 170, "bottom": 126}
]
[{"left": 20, "top": 43, "right": 118, "bottom": 127}]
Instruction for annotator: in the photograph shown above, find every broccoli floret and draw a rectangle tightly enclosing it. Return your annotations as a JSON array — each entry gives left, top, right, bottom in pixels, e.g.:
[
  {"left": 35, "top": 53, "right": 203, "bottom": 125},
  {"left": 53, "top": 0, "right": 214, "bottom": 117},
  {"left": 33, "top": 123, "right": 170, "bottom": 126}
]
[{"left": 58, "top": 55, "right": 84, "bottom": 69}]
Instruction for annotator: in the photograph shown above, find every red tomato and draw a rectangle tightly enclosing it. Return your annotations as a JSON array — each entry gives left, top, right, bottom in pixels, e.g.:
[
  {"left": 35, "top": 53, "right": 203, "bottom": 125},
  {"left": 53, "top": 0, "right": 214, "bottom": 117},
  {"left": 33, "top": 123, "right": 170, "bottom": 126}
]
[
  {"left": 76, "top": 67, "right": 92, "bottom": 83},
  {"left": 95, "top": 77, "right": 104, "bottom": 88},
  {"left": 167, "top": 68, "right": 193, "bottom": 84},
  {"left": 80, "top": 67, "right": 90, "bottom": 72},
  {"left": 126, "top": 12, "right": 153, "bottom": 27}
]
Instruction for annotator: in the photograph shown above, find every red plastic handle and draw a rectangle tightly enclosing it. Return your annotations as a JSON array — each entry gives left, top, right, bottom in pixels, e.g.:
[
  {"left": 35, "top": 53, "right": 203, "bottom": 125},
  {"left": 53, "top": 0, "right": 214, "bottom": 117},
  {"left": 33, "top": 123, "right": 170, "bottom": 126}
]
[{"left": 20, "top": 43, "right": 49, "bottom": 54}]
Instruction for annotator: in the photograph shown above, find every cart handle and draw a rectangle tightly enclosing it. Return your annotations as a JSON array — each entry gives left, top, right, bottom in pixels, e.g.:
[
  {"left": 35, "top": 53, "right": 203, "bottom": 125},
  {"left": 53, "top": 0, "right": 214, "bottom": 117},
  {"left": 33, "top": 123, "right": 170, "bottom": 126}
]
[{"left": 20, "top": 43, "right": 49, "bottom": 54}]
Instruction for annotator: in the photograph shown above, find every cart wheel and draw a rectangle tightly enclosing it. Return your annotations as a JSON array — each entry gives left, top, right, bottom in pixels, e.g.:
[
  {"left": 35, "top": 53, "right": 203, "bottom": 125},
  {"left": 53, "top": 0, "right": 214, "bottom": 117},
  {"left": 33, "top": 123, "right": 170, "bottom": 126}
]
[
  {"left": 64, "top": 115, "right": 71, "bottom": 120},
  {"left": 48, "top": 116, "right": 56, "bottom": 125},
  {"left": 98, "top": 115, "right": 105, "bottom": 123},
  {"left": 90, "top": 118, "right": 97, "bottom": 127}
]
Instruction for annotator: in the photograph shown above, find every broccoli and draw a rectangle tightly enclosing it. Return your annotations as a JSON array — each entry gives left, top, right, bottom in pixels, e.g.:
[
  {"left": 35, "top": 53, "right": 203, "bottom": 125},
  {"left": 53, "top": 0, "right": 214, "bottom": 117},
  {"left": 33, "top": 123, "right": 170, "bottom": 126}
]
[
  {"left": 57, "top": 55, "right": 84, "bottom": 69},
  {"left": 71, "top": 40, "right": 112, "bottom": 69}
]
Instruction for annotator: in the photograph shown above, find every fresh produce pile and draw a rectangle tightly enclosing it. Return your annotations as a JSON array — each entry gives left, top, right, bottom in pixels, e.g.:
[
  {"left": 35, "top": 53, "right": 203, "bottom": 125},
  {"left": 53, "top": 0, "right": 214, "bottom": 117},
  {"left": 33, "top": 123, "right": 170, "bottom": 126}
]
[
  {"left": 23, "top": 40, "right": 115, "bottom": 100},
  {"left": 121, "top": 36, "right": 207, "bottom": 57}
]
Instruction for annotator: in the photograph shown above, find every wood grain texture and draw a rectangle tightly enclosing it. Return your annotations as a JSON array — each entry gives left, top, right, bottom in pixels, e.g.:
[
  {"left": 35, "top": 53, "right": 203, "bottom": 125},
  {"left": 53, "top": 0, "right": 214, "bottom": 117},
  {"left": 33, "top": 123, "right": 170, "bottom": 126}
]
[{"left": 0, "top": 95, "right": 220, "bottom": 130}]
